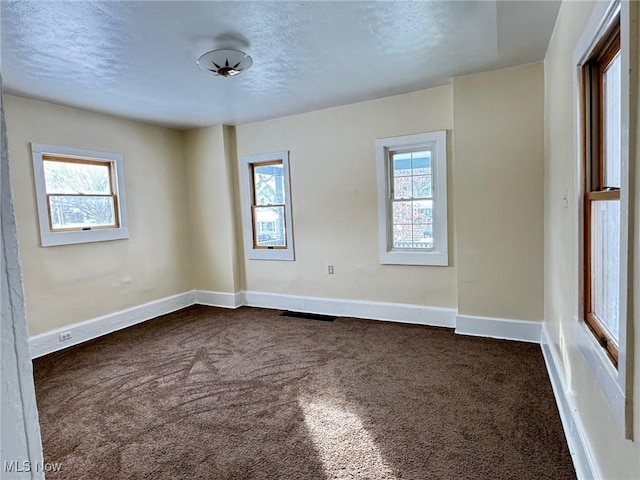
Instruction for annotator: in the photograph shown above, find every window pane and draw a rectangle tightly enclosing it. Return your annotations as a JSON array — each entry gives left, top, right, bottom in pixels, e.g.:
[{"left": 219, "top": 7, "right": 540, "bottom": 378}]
[
  {"left": 393, "top": 177, "right": 412, "bottom": 199},
  {"left": 253, "top": 163, "right": 284, "bottom": 205},
  {"left": 43, "top": 160, "right": 111, "bottom": 194},
  {"left": 603, "top": 53, "right": 621, "bottom": 188},
  {"left": 48, "top": 195, "right": 116, "bottom": 229},
  {"left": 413, "top": 224, "right": 433, "bottom": 249},
  {"left": 411, "top": 151, "right": 431, "bottom": 175},
  {"left": 412, "top": 200, "right": 433, "bottom": 224},
  {"left": 392, "top": 153, "right": 412, "bottom": 177},
  {"left": 391, "top": 200, "right": 434, "bottom": 250},
  {"left": 392, "top": 201, "right": 412, "bottom": 224},
  {"left": 412, "top": 175, "right": 432, "bottom": 198},
  {"left": 590, "top": 200, "right": 620, "bottom": 343},
  {"left": 392, "top": 224, "right": 433, "bottom": 250},
  {"left": 254, "top": 206, "right": 286, "bottom": 247},
  {"left": 393, "top": 224, "right": 413, "bottom": 248}
]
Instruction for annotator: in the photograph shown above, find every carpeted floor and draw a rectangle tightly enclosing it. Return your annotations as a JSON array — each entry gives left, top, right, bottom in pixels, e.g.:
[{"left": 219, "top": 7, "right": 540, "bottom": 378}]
[{"left": 33, "top": 305, "right": 576, "bottom": 480}]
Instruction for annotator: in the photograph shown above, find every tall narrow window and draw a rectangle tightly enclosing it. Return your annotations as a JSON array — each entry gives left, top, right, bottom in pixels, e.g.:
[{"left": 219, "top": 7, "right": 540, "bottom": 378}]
[
  {"left": 31, "top": 144, "right": 129, "bottom": 247},
  {"left": 251, "top": 161, "right": 286, "bottom": 249},
  {"left": 376, "top": 131, "right": 448, "bottom": 266},
  {"left": 582, "top": 25, "right": 621, "bottom": 366},
  {"left": 240, "top": 151, "right": 294, "bottom": 261}
]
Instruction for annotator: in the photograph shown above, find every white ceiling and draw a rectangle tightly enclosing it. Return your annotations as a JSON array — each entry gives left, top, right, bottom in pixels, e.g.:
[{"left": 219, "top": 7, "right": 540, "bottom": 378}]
[{"left": 1, "top": 1, "right": 560, "bottom": 130}]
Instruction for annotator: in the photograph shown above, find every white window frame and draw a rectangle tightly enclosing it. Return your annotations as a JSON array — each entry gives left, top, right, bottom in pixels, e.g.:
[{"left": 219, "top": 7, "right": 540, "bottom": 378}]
[
  {"left": 572, "top": 0, "right": 633, "bottom": 437},
  {"left": 376, "top": 131, "right": 448, "bottom": 266},
  {"left": 31, "top": 143, "right": 129, "bottom": 247},
  {"left": 240, "top": 151, "right": 295, "bottom": 261}
]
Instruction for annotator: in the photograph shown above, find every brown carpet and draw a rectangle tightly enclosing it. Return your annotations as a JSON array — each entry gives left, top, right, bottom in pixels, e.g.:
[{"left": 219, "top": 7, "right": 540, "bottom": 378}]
[{"left": 33, "top": 305, "right": 576, "bottom": 480}]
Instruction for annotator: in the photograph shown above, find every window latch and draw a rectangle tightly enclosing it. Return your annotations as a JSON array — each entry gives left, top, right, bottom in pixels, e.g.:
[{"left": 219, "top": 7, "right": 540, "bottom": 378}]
[
  {"left": 598, "top": 334, "right": 608, "bottom": 349},
  {"left": 602, "top": 186, "right": 620, "bottom": 191}
]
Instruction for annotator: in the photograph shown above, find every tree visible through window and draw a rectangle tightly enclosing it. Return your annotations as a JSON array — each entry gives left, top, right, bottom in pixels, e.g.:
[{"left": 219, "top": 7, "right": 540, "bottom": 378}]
[
  {"left": 31, "top": 143, "right": 129, "bottom": 247},
  {"left": 251, "top": 161, "right": 286, "bottom": 248},
  {"left": 43, "top": 156, "right": 118, "bottom": 230}
]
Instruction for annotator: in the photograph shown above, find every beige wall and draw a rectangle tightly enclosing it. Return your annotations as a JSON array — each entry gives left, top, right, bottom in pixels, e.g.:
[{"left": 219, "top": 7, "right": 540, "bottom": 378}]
[
  {"left": 235, "top": 87, "right": 458, "bottom": 307},
  {"left": 183, "top": 125, "right": 242, "bottom": 293},
  {"left": 453, "top": 63, "right": 545, "bottom": 321},
  {"left": 544, "top": 1, "right": 640, "bottom": 478},
  {"left": 5, "top": 95, "right": 192, "bottom": 336},
  {"left": 7, "top": 78, "right": 549, "bottom": 335}
]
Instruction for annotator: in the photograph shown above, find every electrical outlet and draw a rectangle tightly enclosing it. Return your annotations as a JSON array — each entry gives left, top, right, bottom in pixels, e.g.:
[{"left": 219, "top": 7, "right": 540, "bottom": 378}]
[
  {"left": 328, "top": 265, "right": 334, "bottom": 274},
  {"left": 59, "top": 332, "right": 72, "bottom": 342}
]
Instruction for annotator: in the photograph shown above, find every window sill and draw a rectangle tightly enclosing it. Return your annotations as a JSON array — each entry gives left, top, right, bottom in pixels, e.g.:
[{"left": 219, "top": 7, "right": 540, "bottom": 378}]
[
  {"left": 379, "top": 250, "right": 448, "bottom": 266},
  {"left": 40, "top": 227, "right": 130, "bottom": 247},
  {"left": 573, "top": 317, "right": 625, "bottom": 432},
  {"left": 246, "top": 248, "right": 294, "bottom": 261}
]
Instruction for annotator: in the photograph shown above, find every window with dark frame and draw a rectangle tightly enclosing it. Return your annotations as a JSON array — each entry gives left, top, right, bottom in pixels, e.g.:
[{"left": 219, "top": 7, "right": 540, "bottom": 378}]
[
  {"left": 249, "top": 160, "right": 287, "bottom": 250},
  {"left": 581, "top": 21, "right": 621, "bottom": 367},
  {"left": 42, "top": 155, "right": 120, "bottom": 232}
]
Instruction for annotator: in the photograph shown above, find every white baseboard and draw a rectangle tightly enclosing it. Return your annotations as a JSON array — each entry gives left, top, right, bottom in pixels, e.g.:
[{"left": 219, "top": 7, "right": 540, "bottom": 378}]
[
  {"left": 195, "top": 290, "right": 244, "bottom": 309},
  {"left": 31, "top": 291, "right": 540, "bottom": 359},
  {"left": 27, "top": 287, "right": 600, "bottom": 480},
  {"left": 455, "top": 314, "right": 541, "bottom": 343},
  {"left": 541, "top": 324, "right": 599, "bottom": 480},
  {"left": 243, "top": 290, "right": 457, "bottom": 328},
  {"left": 29, "top": 291, "right": 195, "bottom": 359}
]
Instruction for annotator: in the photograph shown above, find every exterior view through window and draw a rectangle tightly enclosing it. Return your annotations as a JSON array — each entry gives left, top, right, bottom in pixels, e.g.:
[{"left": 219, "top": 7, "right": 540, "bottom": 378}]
[
  {"left": 390, "top": 150, "right": 433, "bottom": 249},
  {"left": 251, "top": 160, "right": 286, "bottom": 249},
  {"left": 582, "top": 23, "right": 621, "bottom": 366},
  {"left": 43, "top": 155, "right": 119, "bottom": 231}
]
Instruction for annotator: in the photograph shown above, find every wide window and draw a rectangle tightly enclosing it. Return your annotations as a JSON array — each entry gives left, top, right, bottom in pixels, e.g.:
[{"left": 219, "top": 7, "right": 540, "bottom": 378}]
[
  {"left": 376, "top": 131, "right": 448, "bottom": 266},
  {"left": 581, "top": 20, "right": 621, "bottom": 366},
  {"left": 240, "top": 151, "right": 294, "bottom": 261},
  {"left": 31, "top": 144, "right": 129, "bottom": 247}
]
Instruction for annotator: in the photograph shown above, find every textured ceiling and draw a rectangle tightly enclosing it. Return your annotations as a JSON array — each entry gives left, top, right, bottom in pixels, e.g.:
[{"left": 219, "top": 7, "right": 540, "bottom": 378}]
[{"left": 1, "top": 1, "right": 560, "bottom": 129}]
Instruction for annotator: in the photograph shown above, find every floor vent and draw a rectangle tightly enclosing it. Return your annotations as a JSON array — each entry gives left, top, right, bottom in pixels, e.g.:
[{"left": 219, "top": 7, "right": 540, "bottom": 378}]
[{"left": 282, "top": 311, "right": 337, "bottom": 322}]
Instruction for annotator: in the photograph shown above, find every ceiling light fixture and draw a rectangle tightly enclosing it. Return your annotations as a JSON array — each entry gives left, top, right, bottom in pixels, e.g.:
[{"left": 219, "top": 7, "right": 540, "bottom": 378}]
[{"left": 197, "top": 49, "right": 253, "bottom": 77}]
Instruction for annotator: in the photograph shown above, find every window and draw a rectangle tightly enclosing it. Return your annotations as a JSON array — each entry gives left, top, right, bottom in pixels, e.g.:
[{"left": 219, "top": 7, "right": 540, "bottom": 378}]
[
  {"left": 240, "top": 151, "right": 294, "bottom": 261},
  {"left": 376, "top": 131, "right": 448, "bottom": 266},
  {"left": 574, "top": 0, "right": 633, "bottom": 435},
  {"left": 31, "top": 144, "right": 129, "bottom": 247},
  {"left": 581, "top": 21, "right": 621, "bottom": 366}
]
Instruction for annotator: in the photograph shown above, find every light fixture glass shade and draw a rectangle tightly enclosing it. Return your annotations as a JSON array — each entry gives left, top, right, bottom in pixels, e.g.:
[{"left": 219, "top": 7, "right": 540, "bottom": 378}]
[{"left": 197, "top": 49, "right": 253, "bottom": 77}]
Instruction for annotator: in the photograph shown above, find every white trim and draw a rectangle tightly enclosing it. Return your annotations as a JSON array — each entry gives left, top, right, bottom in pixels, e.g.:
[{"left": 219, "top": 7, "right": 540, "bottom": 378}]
[
  {"left": 239, "top": 151, "right": 295, "bottom": 261},
  {"left": 375, "top": 131, "right": 449, "bottom": 266},
  {"left": 31, "top": 292, "right": 552, "bottom": 358},
  {"left": 30, "top": 143, "right": 130, "bottom": 247},
  {"left": 573, "top": 0, "right": 620, "bottom": 67},
  {"left": 194, "top": 290, "right": 244, "bottom": 309},
  {"left": 29, "top": 291, "right": 194, "bottom": 359},
  {"left": 455, "top": 314, "right": 541, "bottom": 343},
  {"left": 541, "top": 324, "right": 601, "bottom": 480},
  {"left": 573, "top": 318, "right": 626, "bottom": 431},
  {"left": 243, "top": 291, "right": 457, "bottom": 328}
]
